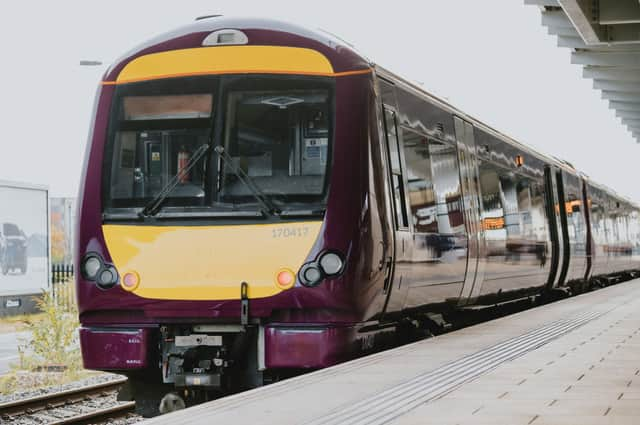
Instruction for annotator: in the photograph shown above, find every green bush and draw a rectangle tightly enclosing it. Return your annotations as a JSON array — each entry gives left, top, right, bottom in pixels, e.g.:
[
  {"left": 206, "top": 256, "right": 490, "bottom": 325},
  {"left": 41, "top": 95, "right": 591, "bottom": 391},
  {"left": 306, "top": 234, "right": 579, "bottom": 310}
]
[
  {"left": 25, "top": 288, "right": 79, "bottom": 367},
  {"left": 0, "top": 284, "right": 86, "bottom": 395}
]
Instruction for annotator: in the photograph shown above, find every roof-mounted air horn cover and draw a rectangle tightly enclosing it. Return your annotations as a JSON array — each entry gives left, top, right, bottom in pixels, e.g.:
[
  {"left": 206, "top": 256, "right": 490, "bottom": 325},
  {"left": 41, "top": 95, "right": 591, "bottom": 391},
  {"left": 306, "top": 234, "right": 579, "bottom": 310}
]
[{"left": 202, "top": 29, "right": 248, "bottom": 46}]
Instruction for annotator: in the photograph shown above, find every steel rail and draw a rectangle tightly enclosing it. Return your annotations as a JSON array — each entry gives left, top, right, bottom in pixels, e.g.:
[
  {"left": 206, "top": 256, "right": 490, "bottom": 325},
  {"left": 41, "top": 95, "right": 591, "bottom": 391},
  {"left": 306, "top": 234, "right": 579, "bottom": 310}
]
[
  {"left": 49, "top": 401, "right": 136, "bottom": 425},
  {"left": 0, "top": 376, "right": 129, "bottom": 420}
]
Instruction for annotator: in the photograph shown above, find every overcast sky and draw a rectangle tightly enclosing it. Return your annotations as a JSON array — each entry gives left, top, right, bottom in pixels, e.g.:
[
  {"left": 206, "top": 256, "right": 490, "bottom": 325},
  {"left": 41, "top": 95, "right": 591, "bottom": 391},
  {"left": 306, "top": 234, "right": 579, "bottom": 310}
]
[{"left": 0, "top": 1, "right": 637, "bottom": 201}]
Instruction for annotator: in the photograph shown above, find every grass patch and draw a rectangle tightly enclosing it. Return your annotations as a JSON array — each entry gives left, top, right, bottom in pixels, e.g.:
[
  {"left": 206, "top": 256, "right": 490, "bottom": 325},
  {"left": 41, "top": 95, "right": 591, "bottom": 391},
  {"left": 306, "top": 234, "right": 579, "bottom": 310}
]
[{"left": 0, "top": 283, "right": 93, "bottom": 396}]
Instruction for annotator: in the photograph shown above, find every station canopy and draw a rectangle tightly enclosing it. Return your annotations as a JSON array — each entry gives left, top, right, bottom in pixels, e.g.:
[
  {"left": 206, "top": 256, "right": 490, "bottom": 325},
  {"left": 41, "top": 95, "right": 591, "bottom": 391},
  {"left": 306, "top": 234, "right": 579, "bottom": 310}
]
[{"left": 526, "top": 0, "right": 640, "bottom": 143}]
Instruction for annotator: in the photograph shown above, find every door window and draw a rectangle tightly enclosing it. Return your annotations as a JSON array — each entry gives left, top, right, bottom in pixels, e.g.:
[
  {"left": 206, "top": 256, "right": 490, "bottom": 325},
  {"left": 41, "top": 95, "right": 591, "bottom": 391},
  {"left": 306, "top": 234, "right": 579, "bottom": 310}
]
[{"left": 383, "top": 108, "right": 409, "bottom": 230}]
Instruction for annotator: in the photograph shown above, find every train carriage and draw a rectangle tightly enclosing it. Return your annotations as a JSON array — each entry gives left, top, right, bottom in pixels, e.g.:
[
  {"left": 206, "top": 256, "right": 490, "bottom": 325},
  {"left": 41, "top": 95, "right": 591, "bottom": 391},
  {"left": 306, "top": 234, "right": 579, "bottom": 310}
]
[{"left": 76, "top": 16, "right": 640, "bottom": 415}]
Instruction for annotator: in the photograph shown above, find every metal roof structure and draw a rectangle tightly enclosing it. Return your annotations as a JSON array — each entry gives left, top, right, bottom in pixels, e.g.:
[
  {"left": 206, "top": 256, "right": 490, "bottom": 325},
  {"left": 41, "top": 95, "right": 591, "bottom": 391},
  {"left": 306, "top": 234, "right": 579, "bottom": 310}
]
[{"left": 526, "top": 0, "right": 640, "bottom": 143}]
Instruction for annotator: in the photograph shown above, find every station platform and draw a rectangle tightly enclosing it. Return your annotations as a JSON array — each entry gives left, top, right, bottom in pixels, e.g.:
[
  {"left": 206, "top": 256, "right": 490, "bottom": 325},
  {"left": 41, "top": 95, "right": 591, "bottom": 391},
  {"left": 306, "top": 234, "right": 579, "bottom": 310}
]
[{"left": 146, "top": 279, "right": 640, "bottom": 425}]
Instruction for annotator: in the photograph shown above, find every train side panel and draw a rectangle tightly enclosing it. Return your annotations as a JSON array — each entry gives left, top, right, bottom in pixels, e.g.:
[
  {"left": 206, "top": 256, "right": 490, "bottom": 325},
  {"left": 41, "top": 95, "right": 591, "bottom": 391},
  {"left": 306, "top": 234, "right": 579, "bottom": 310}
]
[
  {"left": 585, "top": 182, "right": 640, "bottom": 280},
  {"left": 372, "top": 73, "right": 555, "bottom": 310},
  {"left": 373, "top": 69, "right": 640, "bottom": 315},
  {"left": 472, "top": 130, "right": 551, "bottom": 301}
]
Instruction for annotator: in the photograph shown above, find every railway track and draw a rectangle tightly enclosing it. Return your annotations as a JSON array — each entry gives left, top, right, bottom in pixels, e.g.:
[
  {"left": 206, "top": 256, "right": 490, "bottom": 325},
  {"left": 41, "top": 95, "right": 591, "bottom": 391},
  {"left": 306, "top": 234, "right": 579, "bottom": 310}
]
[{"left": 0, "top": 376, "right": 138, "bottom": 424}]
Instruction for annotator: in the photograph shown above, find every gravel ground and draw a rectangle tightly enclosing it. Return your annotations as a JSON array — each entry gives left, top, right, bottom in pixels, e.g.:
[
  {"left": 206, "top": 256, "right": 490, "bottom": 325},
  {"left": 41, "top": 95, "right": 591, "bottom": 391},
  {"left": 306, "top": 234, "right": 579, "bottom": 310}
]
[
  {"left": 1, "top": 372, "right": 145, "bottom": 425},
  {"left": 104, "top": 415, "right": 145, "bottom": 425},
  {"left": 12, "top": 392, "right": 116, "bottom": 424},
  {"left": 0, "top": 372, "right": 125, "bottom": 404},
  {"left": 7, "top": 393, "right": 143, "bottom": 425}
]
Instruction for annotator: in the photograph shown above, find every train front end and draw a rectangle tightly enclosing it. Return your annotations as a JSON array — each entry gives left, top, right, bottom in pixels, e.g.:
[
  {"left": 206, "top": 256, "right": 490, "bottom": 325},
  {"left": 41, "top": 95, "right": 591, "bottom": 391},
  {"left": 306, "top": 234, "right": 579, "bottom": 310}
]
[{"left": 75, "top": 18, "right": 376, "bottom": 408}]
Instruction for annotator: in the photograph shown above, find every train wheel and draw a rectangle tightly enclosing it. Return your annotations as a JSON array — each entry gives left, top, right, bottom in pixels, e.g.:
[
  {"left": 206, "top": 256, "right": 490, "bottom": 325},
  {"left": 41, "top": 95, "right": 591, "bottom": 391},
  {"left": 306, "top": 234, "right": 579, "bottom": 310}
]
[
  {"left": 118, "top": 372, "right": 171, "bottom": 417},
  {"left": 159, "top": 392, "right": 186, "bottom": 414}
]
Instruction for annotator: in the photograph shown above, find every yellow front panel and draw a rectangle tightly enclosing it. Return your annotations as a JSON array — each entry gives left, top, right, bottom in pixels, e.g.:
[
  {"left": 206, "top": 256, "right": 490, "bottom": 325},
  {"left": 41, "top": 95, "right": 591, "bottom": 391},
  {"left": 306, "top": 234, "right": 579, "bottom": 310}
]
[
  {"left": 102, "top": 221, "right": 323, "bottom": 300},
  {"left": 114, "top": 46, "right": 335, "bottom": 84}
]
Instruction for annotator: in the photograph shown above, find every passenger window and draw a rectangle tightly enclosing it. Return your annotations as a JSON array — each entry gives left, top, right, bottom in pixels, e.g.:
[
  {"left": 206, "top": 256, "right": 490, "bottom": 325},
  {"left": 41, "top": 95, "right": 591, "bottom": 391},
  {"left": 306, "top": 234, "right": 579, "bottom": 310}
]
[
  {"left": 605, "top": 217, "right": 614, "bottom": 241},
  {"left": 631, "top": 211, "right": 640, "bottom": 247},
  {"left": 594, "top": 201, "right": 606, "bottom": 244},
  {"left": 499, "top": 175, "right": 521, "bottom": 239},
  {"left": 480, "top": 163, "right": 552, "bottom": 260},
  {"left": 478, "top": 162, "right": 505, "bottom": 238},
  {"left": 429, "top": 140, "right": 463, "bottom": 234},
  {"left": 529, "top": 181, "right": 548, "bottom": 241},
  {"left": 618, "top": 215, "right": 628, "bottom": 243},
  {"left": 401, "top": 128, "right": 436, "bottom": 233},
  {"left": 516, "top": 179, "right": 533, "bottom": 238},
  {"left": 383, "top": 108, "right": 408, "bottom": 229}
]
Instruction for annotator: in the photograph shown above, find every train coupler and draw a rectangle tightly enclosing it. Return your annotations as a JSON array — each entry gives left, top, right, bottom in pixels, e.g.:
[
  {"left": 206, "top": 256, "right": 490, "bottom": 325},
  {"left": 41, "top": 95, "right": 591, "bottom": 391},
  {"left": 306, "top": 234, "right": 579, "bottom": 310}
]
[
  {"left": 160, "top": 326, "right": 232, "bottom": 390},
  {"left": 174, "top": 372, "right": 221, "bottom": 389}
]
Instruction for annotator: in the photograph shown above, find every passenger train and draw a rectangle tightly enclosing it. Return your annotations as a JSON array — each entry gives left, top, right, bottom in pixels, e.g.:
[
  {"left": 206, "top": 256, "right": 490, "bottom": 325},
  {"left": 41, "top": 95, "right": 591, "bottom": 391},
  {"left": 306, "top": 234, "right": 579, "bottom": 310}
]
[{"left": 76, "top": 16, "right": 640, "bottom": 414}]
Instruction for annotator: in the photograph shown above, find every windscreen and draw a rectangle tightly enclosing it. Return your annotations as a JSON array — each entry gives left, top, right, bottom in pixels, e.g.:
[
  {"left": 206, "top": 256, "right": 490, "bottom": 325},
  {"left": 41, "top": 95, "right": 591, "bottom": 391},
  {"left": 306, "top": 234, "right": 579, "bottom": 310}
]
[
  {"left": 220, "top": 89, "right": 331, "bottom": 204},
  {"left": 107, "top": 90, "right": 213, "bottom": 208},
  {"left": 103, "top": 77, "right": 333, "bottom": 215}
]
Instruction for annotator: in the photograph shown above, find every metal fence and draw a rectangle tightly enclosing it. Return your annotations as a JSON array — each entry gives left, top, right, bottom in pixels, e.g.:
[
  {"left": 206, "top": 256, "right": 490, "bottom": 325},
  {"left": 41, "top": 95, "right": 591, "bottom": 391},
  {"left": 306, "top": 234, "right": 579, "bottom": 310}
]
[{"left": 51, "top": 263, "right": 75, "bottom": 311}]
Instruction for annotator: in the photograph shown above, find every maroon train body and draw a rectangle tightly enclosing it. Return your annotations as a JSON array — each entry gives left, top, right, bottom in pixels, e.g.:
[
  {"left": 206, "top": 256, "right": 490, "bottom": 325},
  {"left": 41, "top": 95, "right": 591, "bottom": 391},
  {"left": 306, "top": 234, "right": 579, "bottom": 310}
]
[{"left": 76, "top": 16, "right": 640, "bottom": 414}]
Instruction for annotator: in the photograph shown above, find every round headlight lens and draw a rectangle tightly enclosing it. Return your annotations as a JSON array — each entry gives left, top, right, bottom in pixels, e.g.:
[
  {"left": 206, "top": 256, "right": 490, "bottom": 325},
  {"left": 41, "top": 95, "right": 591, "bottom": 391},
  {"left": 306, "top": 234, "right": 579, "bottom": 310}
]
[
  {"left": 299, "top": 264, "right": 323, "bottom": 287},
  {"left": 97, "top": 267, "right": 118, "bottom": 289},
  {"left": 319, "top": 252, "right": 344, "bottom": 276},
  {"left": 82, "top": 256, "right": 102, "bottom": 280}
]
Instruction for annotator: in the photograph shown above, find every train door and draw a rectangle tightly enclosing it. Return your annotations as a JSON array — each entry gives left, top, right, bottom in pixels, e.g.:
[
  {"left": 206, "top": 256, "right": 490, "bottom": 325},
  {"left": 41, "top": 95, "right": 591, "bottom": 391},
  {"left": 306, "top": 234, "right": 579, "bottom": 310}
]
[
  {"left": 454, "top": 117, "right": 486, "bottom": 306},
  {"left": 582, "top": 179, "right": 594, "bottom": 281},
  {"left": 375, "top": 78, "right": 411, "bottom": 313},
  {"left": 555, "top": 170, "right": 571, "bottom": 286},
  {"left": 543, "top": 166, "right": 567, "bottom": 289},
  {"left": 379, "top": 106, "right": 412, "bottom": 312}
]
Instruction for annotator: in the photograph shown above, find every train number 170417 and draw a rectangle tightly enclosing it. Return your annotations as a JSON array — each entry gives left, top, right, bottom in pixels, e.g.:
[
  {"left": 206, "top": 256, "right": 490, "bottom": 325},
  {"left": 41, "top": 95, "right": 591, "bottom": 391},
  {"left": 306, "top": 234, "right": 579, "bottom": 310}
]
[{"left": 272, "top": 227, "right": 310, "bottom": 238}]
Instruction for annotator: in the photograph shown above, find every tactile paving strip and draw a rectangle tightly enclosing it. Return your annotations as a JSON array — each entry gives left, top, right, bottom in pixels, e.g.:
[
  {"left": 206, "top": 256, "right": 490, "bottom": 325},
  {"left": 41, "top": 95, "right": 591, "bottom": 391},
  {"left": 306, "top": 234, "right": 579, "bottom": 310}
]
[{"left": 305, "top": 309, "right": 613, "bottom": 425}]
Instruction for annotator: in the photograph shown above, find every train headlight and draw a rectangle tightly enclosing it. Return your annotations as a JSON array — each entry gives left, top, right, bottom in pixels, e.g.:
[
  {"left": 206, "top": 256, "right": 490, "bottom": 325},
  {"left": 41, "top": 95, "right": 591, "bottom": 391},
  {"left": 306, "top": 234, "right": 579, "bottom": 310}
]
[
  {"left": 319, "top": 252, "right": 344, "bottom": 276},
  {"left": 81, "top": 255, "right": 102, "bottom": 280},
  {"left": 299, "top": 263, "right": 323, "bottom": 287},
  {"left": 81, "top": 253, "right": 120, "bottom": 290},
  {"left": 298, "top": 251, "right": 346, "bottom": 288},
  {"left": 97, "top": 266, "right": 119, "bottom": 290}
]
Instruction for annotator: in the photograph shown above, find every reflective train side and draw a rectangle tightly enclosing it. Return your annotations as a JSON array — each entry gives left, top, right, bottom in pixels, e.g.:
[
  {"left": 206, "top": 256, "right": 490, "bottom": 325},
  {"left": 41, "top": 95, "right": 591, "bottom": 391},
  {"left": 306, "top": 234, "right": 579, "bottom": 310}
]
[
  {"left": 74, "top": 17, "right": 640, "bottom": 415},
  {"left": 374, "top": 66, "right": 640, "bottom": 315}
]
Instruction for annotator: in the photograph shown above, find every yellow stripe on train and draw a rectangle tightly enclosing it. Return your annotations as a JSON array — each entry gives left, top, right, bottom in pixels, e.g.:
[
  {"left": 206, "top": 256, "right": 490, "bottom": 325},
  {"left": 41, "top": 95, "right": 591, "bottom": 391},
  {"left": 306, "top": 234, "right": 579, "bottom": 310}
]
[
  {"left": 102, "top": 221, "right": 323, "bottom": 300},
  {"left": 112, "top": 46, "right": 335, "bottom": 84}
]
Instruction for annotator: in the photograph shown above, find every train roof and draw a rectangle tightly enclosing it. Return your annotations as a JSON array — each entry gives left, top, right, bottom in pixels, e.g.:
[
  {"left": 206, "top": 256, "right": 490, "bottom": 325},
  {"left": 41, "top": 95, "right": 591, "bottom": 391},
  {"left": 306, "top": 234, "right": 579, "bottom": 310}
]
[
  {"left": 104, "top": 16, "right": 369, "bottom": 83},
  {"left": 374, "top": 66, "right": 573, "bottom": 172}
]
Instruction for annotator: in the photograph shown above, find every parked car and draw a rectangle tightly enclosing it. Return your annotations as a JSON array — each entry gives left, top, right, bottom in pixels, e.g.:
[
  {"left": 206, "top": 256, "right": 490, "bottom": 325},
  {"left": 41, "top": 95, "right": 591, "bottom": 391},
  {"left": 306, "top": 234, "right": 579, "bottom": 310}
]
[{"left": 1, "top": 222, "right": 28, "bottom": 275}]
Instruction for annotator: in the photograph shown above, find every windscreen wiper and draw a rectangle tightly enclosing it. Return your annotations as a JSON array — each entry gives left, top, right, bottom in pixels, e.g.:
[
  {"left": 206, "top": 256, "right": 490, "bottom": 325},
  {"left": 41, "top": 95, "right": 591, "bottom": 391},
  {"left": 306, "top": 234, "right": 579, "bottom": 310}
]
[
  {"left": 139, "top": 144, "right": 210, "bottom": 218},
  {"left": 215, "top": 146, "right": 280, "bottom": 217}
]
